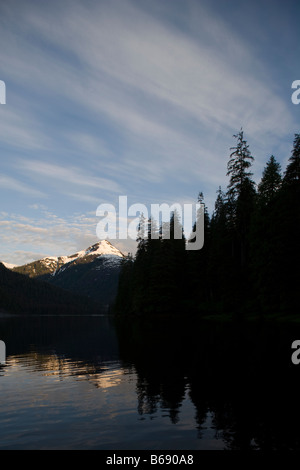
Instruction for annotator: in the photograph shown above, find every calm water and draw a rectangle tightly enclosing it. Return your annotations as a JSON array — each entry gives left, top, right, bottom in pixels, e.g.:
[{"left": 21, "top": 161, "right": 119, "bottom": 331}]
[{"left": 0, "top": 314, "right": 300, "bottom": 450}]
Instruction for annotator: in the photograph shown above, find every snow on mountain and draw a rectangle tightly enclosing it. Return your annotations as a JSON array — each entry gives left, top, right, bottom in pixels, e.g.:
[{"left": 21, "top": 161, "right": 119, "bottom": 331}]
[
  {"left": 54, "top": 240, "right": 123, "bottom": 270},
  {"left": 2, "top": 262, "right": 17, "bottom": 270},
  {"left": 43, "top": 241, "right": 125, "bottom": 308},
  {"left": 96, "top": 254, "right": 124, "bottom": 268},
  {"left": 12, "top": 240, "right": 124, "bottom": 278},
  {"left": 59, "top": 240, "right": 124, "bottom": 265},
  {"left": 39, "top": 257, "right": 59, "bottom": 267}
]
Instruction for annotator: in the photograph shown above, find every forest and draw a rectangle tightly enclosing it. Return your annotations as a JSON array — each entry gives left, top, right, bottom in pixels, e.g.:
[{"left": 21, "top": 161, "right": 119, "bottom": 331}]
[
  {"left": 0, "top": 262, "right": 99, "bottom": 315},
  {"left": 114, "top": 130, "right": 300, "bottom": 320}
]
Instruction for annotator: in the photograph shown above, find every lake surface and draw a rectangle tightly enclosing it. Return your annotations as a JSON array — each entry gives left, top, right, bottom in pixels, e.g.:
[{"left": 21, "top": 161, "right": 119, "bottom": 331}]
[{"left": 0, "top": 314, "right": 300, "bottom": 450}]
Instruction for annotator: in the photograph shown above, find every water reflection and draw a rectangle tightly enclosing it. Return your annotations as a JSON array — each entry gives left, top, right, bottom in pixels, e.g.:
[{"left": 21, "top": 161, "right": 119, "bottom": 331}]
[
  {"left": 0, "top": 314, "right": 300, "bottom": 449},
  {"left": 0, "top": 315, "right": 125, "bottom": 388},
  {"left": 115, "top": 316, "right": 300, "bottom": 450}
]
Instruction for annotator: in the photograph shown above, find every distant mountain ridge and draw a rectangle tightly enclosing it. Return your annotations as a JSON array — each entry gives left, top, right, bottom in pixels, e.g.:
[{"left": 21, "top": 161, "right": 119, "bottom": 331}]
[
  {"left": 12, "top": 240, "right": 124, "bottom": 278},
  {"left": 10, "top": 240, "right": 125, "bottom": 312}
]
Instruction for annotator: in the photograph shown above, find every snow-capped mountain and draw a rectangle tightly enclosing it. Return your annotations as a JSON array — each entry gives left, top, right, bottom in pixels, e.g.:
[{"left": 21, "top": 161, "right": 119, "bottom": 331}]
[
  {"left": 12, "top": 241, "right": 125, "bottom": 311},
  {"left": 13, "top": 240, "right": 124, "bottom": 278}
]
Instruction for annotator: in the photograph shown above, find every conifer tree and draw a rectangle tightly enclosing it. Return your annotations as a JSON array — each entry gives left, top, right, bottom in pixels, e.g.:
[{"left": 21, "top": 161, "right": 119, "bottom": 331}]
[
  {"left": 276, "top": 133, "right": 300, "bottom": 313},
  {"left": 225, "top": 129, "right": 256, "bottom": 313},
  {"left": 258, "top": 155, "right": 282, "bottom": 205},
  {"left": 145, "top": 217, "right": 164, "bottom": 314},
  {"left": 187, "top": 192, "right": 211, "bottom": 313},
  {"left": 158, "top": 210, "right": 186, "bottom": 314},
  {"left": 283, "top": 133, "right": 300, "bottom": 187},
  {"left": 114, "top": 254, "right": 134, "bottom": 314},
  {"left": 213, "top": 186, "right": 227, "bottom": 222},
  {"left": 136, "top": 213, "right": 148, "bottom": 255},
  {"left": 208, "top": 187, "right": 232, "bottom": 309},
  {"left": 226, "top": 129, "right": 256, "bottom": 240},
  {"left": 131, "top": 213, "right": 149, "bottom": 314},
  {"left": 250, "top": 156, "right": 282, "bottom": 314},
  {"left": 227, "top": 128, "right": 255, "bottom": 202}
]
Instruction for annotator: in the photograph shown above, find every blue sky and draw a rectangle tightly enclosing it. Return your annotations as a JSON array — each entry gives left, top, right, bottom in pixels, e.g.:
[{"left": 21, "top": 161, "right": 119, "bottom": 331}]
[{"left": 0, "top": 0, "right": 299, "bottom": 265}]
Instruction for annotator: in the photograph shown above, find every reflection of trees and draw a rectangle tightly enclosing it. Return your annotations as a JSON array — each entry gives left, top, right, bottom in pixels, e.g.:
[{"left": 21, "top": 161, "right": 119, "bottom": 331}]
[
  {"left": 116, "top": 316, "right": 300, "bottom": 450},
  {"left": 136, "top": 373, "right": 186, "bottom": 424},
  {"left": 0, "top": 315, "right": 121, "bottom": 389},
  {"left": 116, "top": 317, "right": 188, "bottom": 424}
]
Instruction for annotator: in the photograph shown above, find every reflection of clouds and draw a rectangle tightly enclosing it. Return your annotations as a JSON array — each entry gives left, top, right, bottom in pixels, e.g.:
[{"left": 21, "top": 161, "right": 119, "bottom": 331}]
[
  {"left": 4, "top": 353, "right": 126, "bottom": 391},
  {"left": 89, "top": 368, "right": 123, "bottom": 390}
]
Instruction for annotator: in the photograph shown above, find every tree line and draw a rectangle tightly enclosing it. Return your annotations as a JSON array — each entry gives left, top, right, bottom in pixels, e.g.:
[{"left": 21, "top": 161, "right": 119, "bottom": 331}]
[{"left": 114, "top": 130, "right": 300, "bottom": 319}]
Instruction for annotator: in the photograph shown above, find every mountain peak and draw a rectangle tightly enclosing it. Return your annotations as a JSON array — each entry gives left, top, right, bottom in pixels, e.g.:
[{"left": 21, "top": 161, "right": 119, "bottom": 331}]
[
  {"left": 59, "top": 240, "right": 124, "bottom": 263},
  {"left": 85, "top": 240, "right": 124, "bottom": 258}
]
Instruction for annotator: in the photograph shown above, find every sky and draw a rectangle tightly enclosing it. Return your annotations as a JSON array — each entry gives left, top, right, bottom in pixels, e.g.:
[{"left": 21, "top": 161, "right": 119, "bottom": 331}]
[{"left": 0, "top": 0, "right": 299, "bottom": 265}]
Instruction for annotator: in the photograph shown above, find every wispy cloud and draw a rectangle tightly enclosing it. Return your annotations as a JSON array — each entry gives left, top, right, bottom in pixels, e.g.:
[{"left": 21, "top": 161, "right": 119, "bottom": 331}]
[
  {"left": 0, "top": 209, "right": 101, "bottom": 265},
  {"left": 19, "top": 160, "right": 123, "bottom": 194},
  {"left": 22, "top": 0, "right": 293, "bottom": 138},
  {"left": 2, "top": 0, "right": 294, "bottom": 178},
  {"left": 0, "top": 174, "right": 46, "bottom": 198}
]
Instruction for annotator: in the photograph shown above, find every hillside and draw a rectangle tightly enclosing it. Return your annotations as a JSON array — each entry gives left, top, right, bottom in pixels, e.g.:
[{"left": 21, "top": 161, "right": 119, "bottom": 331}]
[{"left": 0, "top": 263, "right": 99, "bottom": 315}]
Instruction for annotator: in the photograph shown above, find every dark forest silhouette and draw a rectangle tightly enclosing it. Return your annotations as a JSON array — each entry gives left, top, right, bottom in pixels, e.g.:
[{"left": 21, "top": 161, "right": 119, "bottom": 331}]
[
  {"left": 115, "top": 130, "right": 300, "bottom": 319},
  {"left": 0, "top": 262, "right": 99, "bottom": 315}
]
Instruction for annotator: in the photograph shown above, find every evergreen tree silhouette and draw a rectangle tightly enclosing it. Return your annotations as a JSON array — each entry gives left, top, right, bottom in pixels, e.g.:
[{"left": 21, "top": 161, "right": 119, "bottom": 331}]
[
  {"left": 250, "top": 156, "right": 282, "bottom": 314},
  {"left": 283, "top": 134, "right": 300, "bottom": 187},
  {"left": 276, "top": 134, "right": 300, "bottom": 313},
  {"left": 224, "top": 129, "right": 256, "bottom": 313},
  {"left": 257, "top": 155, "right": 282, "bottom": 206}
]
